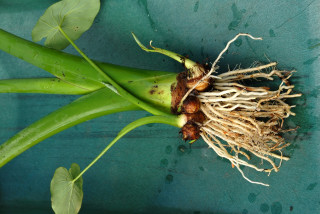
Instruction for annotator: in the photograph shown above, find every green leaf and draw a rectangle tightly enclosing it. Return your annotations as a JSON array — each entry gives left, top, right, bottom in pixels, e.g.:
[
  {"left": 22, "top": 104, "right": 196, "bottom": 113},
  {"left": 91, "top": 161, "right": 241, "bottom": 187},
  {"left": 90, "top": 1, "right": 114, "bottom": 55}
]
[
  {"left": 32, "top": 0, "right": 100, "bottom": 50},
  {"left": 0, "top": 87, "right": 139, "bottom": 168},
  {"left": 51, "top": 163, "right": 83, "bottom": 214},
  {"left": 0, "top": 78, "right": 97, "bottom": 95}
]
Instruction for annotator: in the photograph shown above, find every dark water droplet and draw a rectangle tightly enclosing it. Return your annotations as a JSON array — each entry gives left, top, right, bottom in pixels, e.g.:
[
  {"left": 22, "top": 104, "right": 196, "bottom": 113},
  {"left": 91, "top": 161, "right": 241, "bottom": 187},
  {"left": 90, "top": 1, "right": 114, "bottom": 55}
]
[
  {"left": 193, "top": 1, "right": 199, "bottom": 12},
  {"left": 160, "top": 158, "right": 168, "bottom": 167},
  {"left": 165, "top": 174, "right": 173, "bottom": 184},
  {"left": 286, "top": 143, "right": 300, "bottom": 156},
  {"left": 147, "top": 123, "right": 154, "bottom": 127},
  {"left": 307, "top": 38, "right": 320, "bottom": 49},
  {"left": 248, "top": 193, "right": 257, "bottom": 203},
  {"left": 242, "top": 209, "right": 248, "bottom": 214},
  {"left": 235, "top": 38, "right": 242, "bottom": 47},
  {"left": 138, "top": 0, "right": 156, "bottom": 31},
  {"left": 303, "top": 56, "right": 319, "bottom": 65},
  {"left": 271, "top": 202, "right": 282, "bottom": 214},
  {"left": 216, "top": 156, "right": 230, "bottom": 164},
  {"left": 177, "top": 145, "right": 191, "bottom": 156},
  {"left": 165, "top": 145, "right": 172, "bottom": 154},
  {"left": 199, "top": 166, "right": 204, "bottom": 171},
  {"left": 228, "top": 21, "right": 240, "bottom": 31},
  {"left": 260, "top": 203, "right": 269, "bottom": 213},
  {"left": 200, "top": 46, "right": 204, "bottom": 58},
  {"left": 193, "top": 211, "right": 201, "bottom": 214},
  {"left": 290, "top": 206, "right": 293, "bottom": 211},
  {"left": 228, "top": 3, "right": 245, "bottom": 30},
  {"left": 177, "top": 145, "right": 186, "bottom": 154},
  {"left": 244, "top": 22, "right": 249, "bottom": 28},
  {"left": 306, "top": 182, "right": 317, "bottom": 190},
  {"left": 269, "top": 29, "right": 276, "bottom": 37}
]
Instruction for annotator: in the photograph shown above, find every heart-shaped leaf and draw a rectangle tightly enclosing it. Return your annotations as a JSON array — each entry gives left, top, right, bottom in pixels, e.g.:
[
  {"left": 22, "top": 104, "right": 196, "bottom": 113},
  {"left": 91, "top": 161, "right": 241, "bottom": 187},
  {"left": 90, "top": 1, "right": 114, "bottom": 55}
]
[
  {"left": 32, "top": 0, "right": 100, "bottom": 50},
  {"left": 51, "top": 163, "right": 83, "bottom": 214}
]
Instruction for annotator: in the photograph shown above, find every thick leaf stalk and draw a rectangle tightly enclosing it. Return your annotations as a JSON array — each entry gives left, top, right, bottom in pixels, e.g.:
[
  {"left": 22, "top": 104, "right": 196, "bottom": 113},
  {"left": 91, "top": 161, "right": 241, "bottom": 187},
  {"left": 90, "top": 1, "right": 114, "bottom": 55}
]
[
  {"left": 0, "top": 78, "right": 90, "bottom": 94},
  {"left": 0, "top": 29, "right": 177, "bottom": 113},
  {"left": 0, "top": 88, "right": 138, "bottom": 167},
  {"left": 0, "top": 29, "right": 187, "bottom": 167}
]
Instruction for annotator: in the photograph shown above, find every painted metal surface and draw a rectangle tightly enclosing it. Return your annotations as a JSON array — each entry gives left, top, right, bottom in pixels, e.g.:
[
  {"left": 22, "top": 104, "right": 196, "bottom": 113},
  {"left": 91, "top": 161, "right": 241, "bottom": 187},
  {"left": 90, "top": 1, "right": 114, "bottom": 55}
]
[{"left": 0, "top": 0, "right": 319, "bottom": 213}]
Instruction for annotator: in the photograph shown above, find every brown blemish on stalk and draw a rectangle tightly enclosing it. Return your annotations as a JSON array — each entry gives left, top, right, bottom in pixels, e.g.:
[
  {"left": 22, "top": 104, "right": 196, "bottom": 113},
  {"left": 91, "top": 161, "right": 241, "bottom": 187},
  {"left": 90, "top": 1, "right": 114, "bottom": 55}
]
[{"left": 149, "top": 85, "right": 159, "bottom": 95}]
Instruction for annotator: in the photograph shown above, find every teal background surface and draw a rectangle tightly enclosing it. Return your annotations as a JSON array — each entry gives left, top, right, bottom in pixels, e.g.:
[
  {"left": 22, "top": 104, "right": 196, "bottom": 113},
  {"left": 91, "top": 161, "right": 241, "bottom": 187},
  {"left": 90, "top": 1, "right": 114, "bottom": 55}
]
[{"left": 0, "top": 0, "right": 319, "bottom": 213}]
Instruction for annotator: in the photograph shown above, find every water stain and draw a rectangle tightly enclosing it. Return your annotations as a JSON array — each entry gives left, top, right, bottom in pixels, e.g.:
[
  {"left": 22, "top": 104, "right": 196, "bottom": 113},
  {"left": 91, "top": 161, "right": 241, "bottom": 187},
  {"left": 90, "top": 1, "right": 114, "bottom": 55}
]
[
  {"left": 165, "top": 174, "right": 173, "bottom": 184},
  {"left": 160, "top": 158, "right": 168, "bottom": 167},
  {"left": 285, "top": 143, "right": 300, "bottom": 156},
  {"left": 199, "top": 166, "right": 204, "bottom": 171},
  {"left": 216, "top": 156, "right": 229, "bottom": 164},
  {"left": 194, "top": 1, "right": 199, "bottom": 12},
  {"left": 147, "top": 123, "right": 154, "bottom": 127},
  {"left": 303, "top": 56, "right": 319, "bottom": 65},
  {"left": 228, "top": 3, "right": 246, "bottom": 30},
  {"left": 269, "top": 29, "right": 276, "bottom": 37},
  {"left": 177, "top": 145, "right": 187, "bottom": 153},
  {"left": 94, "top": 18, "right": 101, "bottom": 24},
  {"left": 244, "top": 22, "right": 249, "bottom": 28},
  {"left": 290, "top": 206, "right": 293, "bottom": 211},
  {"left": 307, "top": 38, "right": 320, "bottom": 49},
  {"left": 235, "top": 38, "right": 242, "bottom": 47},
  {"left": 260, "top": 203, "right": 270, "bottom": 213},
  {"left": 214, "top": 24, "right": 218, "bottom": 28},
  {"left": 271, "top": 202, "right": 282, "bottom": 214},
  {"left": 165, "top": 145, "right": 172, "bottom": 154},
  {"left": 242, "top": 209, "right": 248, "bottom": 214},
  {"left": 309, "top": 86, "right": 320, "bottom": 98},
  {"left": 306, "top": 182, "right": 317, "bottom": 190},
  {"left": 177, "top": 145, "right": 191, "bottom": 156},
  {"left": 200, "top": 46, "right": 204, "bottom": 58},
  {"left": 138, "top": 0, "right": 156, "bottom": 31},
  {"left": 248, "top": 193, "right": 257, "bottom": 203}
]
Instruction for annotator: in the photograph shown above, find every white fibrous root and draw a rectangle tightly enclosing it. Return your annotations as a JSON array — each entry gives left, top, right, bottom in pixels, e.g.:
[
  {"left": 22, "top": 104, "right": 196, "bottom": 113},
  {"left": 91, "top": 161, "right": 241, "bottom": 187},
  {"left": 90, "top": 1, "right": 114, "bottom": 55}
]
[{"left": 193, "top": 34, "right": 302, "bottom": 186}]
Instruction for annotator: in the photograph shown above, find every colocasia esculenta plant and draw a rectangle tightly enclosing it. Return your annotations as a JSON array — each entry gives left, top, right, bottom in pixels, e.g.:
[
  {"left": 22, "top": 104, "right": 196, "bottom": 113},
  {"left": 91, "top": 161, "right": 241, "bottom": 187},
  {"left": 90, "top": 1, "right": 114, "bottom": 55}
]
[{"left": 0, "top": 0, "right": 301, "bottom": 213}]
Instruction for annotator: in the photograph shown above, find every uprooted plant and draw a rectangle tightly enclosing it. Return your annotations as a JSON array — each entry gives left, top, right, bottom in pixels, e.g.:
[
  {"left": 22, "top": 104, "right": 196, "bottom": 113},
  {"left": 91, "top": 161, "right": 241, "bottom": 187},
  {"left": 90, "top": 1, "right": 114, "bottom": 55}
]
[{"left": 0, "top": 0, "right": 301, "bottom": 213}]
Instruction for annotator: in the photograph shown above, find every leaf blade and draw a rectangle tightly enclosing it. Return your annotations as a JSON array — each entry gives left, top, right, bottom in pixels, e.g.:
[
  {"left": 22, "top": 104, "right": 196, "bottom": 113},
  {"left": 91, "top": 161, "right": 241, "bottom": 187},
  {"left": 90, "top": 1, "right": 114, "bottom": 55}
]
[
  {"left": 51, "top": 163, "right": 83, "bottom": 214},
  {"left": 32, "top": 0, "right": 100, "bottom": 50}
]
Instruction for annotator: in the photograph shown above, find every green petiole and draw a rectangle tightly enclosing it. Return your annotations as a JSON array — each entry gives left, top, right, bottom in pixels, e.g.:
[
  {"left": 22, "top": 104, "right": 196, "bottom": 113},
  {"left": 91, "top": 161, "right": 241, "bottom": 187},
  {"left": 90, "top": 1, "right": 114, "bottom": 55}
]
[
  {"left": 0, "top": 87, "right": 139, "bottom": 168},
  {"left": 0, "top": 77, "right": 95, "bottom": 94},
  {"left": 132, "top": 32, "right": 198, "bottom": 69},
  {"left": 73, "top": 114, "right": 185, "bottom": 182},
  {"left": 58, "top": 27, "right": 171, "bottom": 117}
]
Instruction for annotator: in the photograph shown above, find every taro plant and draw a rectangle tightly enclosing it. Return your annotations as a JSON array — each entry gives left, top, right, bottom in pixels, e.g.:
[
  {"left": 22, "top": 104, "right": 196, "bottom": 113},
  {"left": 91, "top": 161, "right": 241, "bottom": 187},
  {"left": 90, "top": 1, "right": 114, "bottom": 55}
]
[{"left": 0, "top": 0, "right": 301, "bottom": 213}]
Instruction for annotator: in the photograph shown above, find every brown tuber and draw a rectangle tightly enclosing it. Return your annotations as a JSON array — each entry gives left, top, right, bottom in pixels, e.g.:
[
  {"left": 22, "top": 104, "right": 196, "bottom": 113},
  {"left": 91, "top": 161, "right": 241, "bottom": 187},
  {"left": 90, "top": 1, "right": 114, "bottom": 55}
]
[
  {"left": 182, "top": 96, "right": 200, "bottom": 113},
  {"left": 181, "top": 122, "right": 200, "bottom": 141},
  {"left": 185, "top": 111, "right": 206, "bottom": 124},
  {"left": 185, "top": 64, "right": 210, "bottom": 91},
  {"left": 186, "top": 75, "right": 210, "bottom": 91}
]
